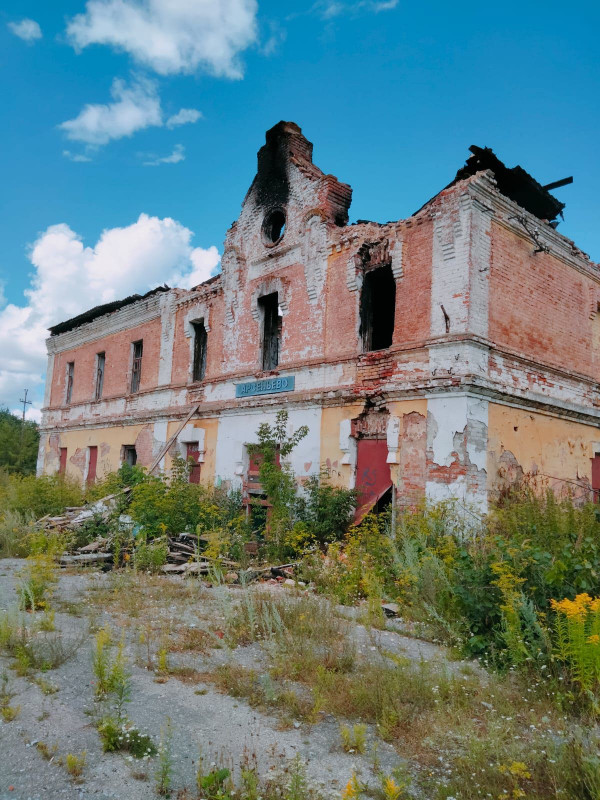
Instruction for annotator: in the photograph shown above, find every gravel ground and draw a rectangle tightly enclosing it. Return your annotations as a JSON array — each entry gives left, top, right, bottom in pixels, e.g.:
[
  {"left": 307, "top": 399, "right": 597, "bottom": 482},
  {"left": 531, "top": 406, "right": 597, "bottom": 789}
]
[{"left": 0, "top": 559, "right": 464, "bottom": 800}]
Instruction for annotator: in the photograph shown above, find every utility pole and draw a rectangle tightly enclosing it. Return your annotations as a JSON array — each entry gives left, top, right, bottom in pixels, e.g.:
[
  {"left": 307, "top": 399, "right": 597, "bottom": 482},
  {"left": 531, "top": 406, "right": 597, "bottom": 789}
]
[
  {"left": 17, "top": 389, "right": 32, "bottom": 471},
  {"left": 19, "top": 389, "right": 32, "bottom": 423}
]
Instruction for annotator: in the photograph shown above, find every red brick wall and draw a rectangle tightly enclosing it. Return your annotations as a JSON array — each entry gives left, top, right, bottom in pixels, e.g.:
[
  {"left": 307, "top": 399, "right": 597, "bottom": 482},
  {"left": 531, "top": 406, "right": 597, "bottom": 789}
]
[
  {"left": 171, "top": 296, "right": 225, "bottom": 385},
  {"left": 394, "top": 219, "right": 433, "bottom": 346},
  {"left": 489, "top": 223, "right": 594, "bottom": 378},
  {"left": 49, "top": 318, "right": 162, "bottom": 407}
]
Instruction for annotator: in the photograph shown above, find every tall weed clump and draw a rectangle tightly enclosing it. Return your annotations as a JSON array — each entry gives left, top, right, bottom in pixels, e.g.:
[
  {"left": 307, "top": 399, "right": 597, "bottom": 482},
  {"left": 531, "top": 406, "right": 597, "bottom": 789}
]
[
  {"left": 551, "top": 593, "right": 600, "bottom": 700},
  {"left": 306, "top": 489, "right": 600, "bottom": 669}
]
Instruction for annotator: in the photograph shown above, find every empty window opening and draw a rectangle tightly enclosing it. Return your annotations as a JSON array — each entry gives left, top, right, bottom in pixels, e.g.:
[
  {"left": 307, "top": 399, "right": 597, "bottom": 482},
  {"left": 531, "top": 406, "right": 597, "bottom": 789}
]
[
  {"left": 360, "top": 265, "right": 396, "bottom": 352},
  {"left": 259, "top": 292, "right": 282, "bottom": 370},
  {"left": 130, "top": 340, "right": 143, "bottom": 393},
  {"left": 87, "top": 446, "right": 98, "bottom": 485},
  {"left": 59, "top": 448, "right": 67, "bottom": 475},
  {"left": 262, "top": 209, "right": 286, "bottom": 244},
  {"left": 192, "top": 321, "right": 207, "bottom": 382},
  {"left": 95, "top": 352, "right": 105, "bottom": 400},
  {"left": 123, "top": 446, "right": 137, "bottom": 467},
  {"left": 186, "top": 443, "right": 201, "bottom": 484},
  {"left": 65, "top": 362, "right": 75, "bottom": 404}
]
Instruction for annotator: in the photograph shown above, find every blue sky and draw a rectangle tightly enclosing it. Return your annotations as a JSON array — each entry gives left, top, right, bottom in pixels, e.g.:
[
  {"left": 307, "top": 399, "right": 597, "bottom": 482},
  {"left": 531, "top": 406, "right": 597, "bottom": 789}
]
[{"left": 0, "top": 0, "right": 598, "bottom": 419}]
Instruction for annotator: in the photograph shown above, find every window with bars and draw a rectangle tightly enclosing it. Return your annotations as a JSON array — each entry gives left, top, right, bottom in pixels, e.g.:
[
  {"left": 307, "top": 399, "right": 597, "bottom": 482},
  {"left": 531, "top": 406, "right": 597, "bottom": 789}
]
[
  {"left": 66, "top": 362, "right": 74, "bottom": 404},
  {"left": 95, "top": 352, "right": 105, "bottom": 400},
  {"left": 130, "top": 340, "right": 143, "bottom": 393},
  {"left": 259, "top": 292, "right": 281, "bottom": 370},
  {"left": 192, "top": 321, "right": 207, "bottom": 382}
]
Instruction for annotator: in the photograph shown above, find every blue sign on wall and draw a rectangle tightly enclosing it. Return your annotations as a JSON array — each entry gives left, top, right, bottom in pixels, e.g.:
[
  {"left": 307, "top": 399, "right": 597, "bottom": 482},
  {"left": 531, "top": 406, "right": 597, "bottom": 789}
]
[{"left": 235, "top": 375, "right": 296, "bottom": 398}]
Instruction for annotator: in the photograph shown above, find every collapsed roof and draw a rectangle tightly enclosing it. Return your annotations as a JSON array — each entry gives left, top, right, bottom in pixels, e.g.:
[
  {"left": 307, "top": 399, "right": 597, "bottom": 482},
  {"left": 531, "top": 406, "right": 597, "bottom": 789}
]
[
  {"left": 453, "top": 145, "right": 567, "bottom": 222},
  {"left": 48, "top": 286, "right": 170, "bottom": 336}
]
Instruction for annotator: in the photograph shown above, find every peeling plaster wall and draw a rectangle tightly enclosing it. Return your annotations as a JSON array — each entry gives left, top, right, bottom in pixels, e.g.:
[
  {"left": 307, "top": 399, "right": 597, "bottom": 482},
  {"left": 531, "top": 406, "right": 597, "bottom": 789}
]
[
  {"left": 40, "top": 424, "right": 150, "bottom": 481},
  {"left": 319, "top": 404, "right": 364, "bottom": 488},
  {"left": 426, "top": 394, "right": 489, "bottom": 511},
  {"left": 487, "top": 403, "right": 600, "bottom": 501},
  {"left": 214, "top": 406, "right": 322, "bottom": 491}
]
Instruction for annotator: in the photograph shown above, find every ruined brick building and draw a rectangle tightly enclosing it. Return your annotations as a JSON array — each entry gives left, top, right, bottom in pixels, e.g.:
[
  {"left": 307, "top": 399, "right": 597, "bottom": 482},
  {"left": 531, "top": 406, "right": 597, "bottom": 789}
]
[{"left": 38, "top": 122, "right": 600, "bottom": 513}]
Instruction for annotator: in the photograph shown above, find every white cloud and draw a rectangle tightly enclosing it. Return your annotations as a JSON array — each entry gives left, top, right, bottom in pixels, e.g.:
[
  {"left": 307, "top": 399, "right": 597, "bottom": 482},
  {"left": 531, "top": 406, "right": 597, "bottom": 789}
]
[
  {"left": 62, "top": 150, "right": 93, "bottom": 162},
  {"left": 166, "top": 108, "right": 202, "bottom": 128},
  {"left": 8, "top": 18, "right": 42, "bottom": 42},
  {"left": 66, "top": 0, "right": 258, "bottom": 79},
  {"left": 0, "top": 215, "right": 220, "bottom": 411},
  {"left": 313, "top": 0, "right": 398, "bottom": 17},
  {"left": 143, "top": 143, "right": 185, "bottom": 166},
  {"left": 59, "top": 76, "right": 162, "bottom": 146},
  {"left": 60, "top": 80, "right": 203, "bottom": 150}
]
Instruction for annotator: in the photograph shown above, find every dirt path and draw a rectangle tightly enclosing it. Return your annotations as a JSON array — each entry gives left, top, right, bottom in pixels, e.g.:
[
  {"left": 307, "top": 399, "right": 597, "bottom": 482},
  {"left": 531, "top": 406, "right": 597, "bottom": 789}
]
[{"left": 0, "top": 559, "right": 471, "bottom": 800}]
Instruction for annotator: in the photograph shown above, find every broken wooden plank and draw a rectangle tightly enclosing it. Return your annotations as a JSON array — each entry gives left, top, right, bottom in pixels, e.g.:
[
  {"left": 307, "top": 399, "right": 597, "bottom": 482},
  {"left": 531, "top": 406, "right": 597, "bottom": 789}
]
[
  {"left": 59, "top": 553, "right": 112, "bottom": 566},
  {"left": 148, "top": 404, "right": 200, "bottom": 475}
]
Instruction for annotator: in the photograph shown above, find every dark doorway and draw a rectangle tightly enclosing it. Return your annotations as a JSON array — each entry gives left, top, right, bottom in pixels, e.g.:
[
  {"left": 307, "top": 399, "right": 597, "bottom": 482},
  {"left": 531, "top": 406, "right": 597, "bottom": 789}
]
[
  {"left": 360, "top": 265, "right": 396, "bottom": 351},
  {"left": 259, "top": 292, "right": 281, "bottom": 370}
]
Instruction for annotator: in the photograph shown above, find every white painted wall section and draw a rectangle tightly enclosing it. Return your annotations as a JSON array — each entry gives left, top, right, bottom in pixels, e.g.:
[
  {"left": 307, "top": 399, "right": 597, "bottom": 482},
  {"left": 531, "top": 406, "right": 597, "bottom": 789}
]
[{"left": 214, "top": 406, "right": 322, "bottom": 490}]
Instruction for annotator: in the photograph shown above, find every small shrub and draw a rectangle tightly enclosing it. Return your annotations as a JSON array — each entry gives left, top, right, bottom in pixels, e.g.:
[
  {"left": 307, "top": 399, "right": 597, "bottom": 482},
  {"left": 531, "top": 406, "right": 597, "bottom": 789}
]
[
  {"left": 37, "top": 741, "right": 58, "bottom": 760},
  {"left": 98, "top": 716, "right": 157, "bottom": 758},
  {"left": 340, "top": 723, "right": 367, "bottom": 754},
  {"left": 1, "top": 704, "right": 20, "bottom": 721},
  {"left": 17, "top": 554, "right": 58, "bottom": 611},
  {"left": 65, "top": 751, "right": 86, "bottom": 780}
]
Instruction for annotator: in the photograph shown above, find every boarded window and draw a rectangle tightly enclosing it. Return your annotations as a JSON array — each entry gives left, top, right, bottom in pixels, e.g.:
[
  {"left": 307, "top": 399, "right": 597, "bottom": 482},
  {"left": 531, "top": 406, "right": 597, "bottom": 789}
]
[
  {"left": 192, "top": 321, "right": 207, "bottom": 382},
  {"left": 59, "top": 448, "right": 67, "bottom": 475},
  {"left": 95, "top": 352, "right": 105, "bottom": 400},
  {"left": 66, "top": 362, "right": 74, "bottom": 404},
  {"left": 123, "top": 446, "right": 137, "bottom": 466},
  {"left": 130, "top": 340, "right": 143, "bottom": 393},
  {"left": 87, "top": 446, "right": 98, "bottom": 485},
  {"left": 360, "top": 265, "right": 396, "bottom": 352},
  {"left": 259, "top": 292, "right": 281, "bottom": 370},
  {"left": 186, "top": 443, "right": 201, "bottom": 484}
]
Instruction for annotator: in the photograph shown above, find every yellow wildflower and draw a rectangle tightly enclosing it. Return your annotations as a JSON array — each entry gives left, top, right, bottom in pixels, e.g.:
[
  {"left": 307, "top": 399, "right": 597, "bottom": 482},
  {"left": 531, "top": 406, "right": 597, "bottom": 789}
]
[
  {"left": 382, "top": 777, "right": 402, "bottom": 800},
  {"left": 508, "top": 762, "right": 531, "bottom": 780},
  {"left": 342, "top": 773, "right": 361, "bottom": 800},
  {"left": 587, "top": 634, "right": 600, "bottom": 645}
]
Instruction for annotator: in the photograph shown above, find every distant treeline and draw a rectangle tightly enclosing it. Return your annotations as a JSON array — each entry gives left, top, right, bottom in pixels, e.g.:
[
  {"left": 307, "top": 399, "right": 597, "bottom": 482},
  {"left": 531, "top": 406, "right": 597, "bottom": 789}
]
[{"left": 0, "top": 408, "right": 39, "bottom": 475}]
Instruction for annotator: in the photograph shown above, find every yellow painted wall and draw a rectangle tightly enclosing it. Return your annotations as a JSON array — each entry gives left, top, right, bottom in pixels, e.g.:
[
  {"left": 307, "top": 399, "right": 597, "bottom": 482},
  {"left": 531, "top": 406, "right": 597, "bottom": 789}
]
[
  {"left": 319, "top": 404, "right": 364, "bottom": 487},
  {"left": 487, "top": 403, "right": 600, "bottom": 496},
  {"left": 43, "top": 425, "right": 147, "bottom": 481},
  {"left": 164, "top": 418, "right": 219, "bottom": 487}
]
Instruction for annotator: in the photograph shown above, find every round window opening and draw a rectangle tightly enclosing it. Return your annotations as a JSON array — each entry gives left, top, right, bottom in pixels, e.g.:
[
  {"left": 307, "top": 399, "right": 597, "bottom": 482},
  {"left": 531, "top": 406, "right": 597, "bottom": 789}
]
[{"left": 262, "top": 209, "right": 286, "bottom": 245}]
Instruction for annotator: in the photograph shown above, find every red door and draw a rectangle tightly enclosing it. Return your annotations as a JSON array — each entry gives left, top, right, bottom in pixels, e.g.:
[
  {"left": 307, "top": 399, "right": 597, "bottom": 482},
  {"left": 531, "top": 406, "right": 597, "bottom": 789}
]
[
  {"left": 355, "top": 439, "right": 392, "bottom": 521},
  {"left": 59, "top": 448, "right": 67, "bottom": 475},
  {"left": 186, "top": 443, "right": 201, "bottom": 484},
  {"left": 592, "top": 455, "right": 600, "bottom": 503},
  {"left": 87, "top": 446, "right": 98, "bottom": 485}
]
